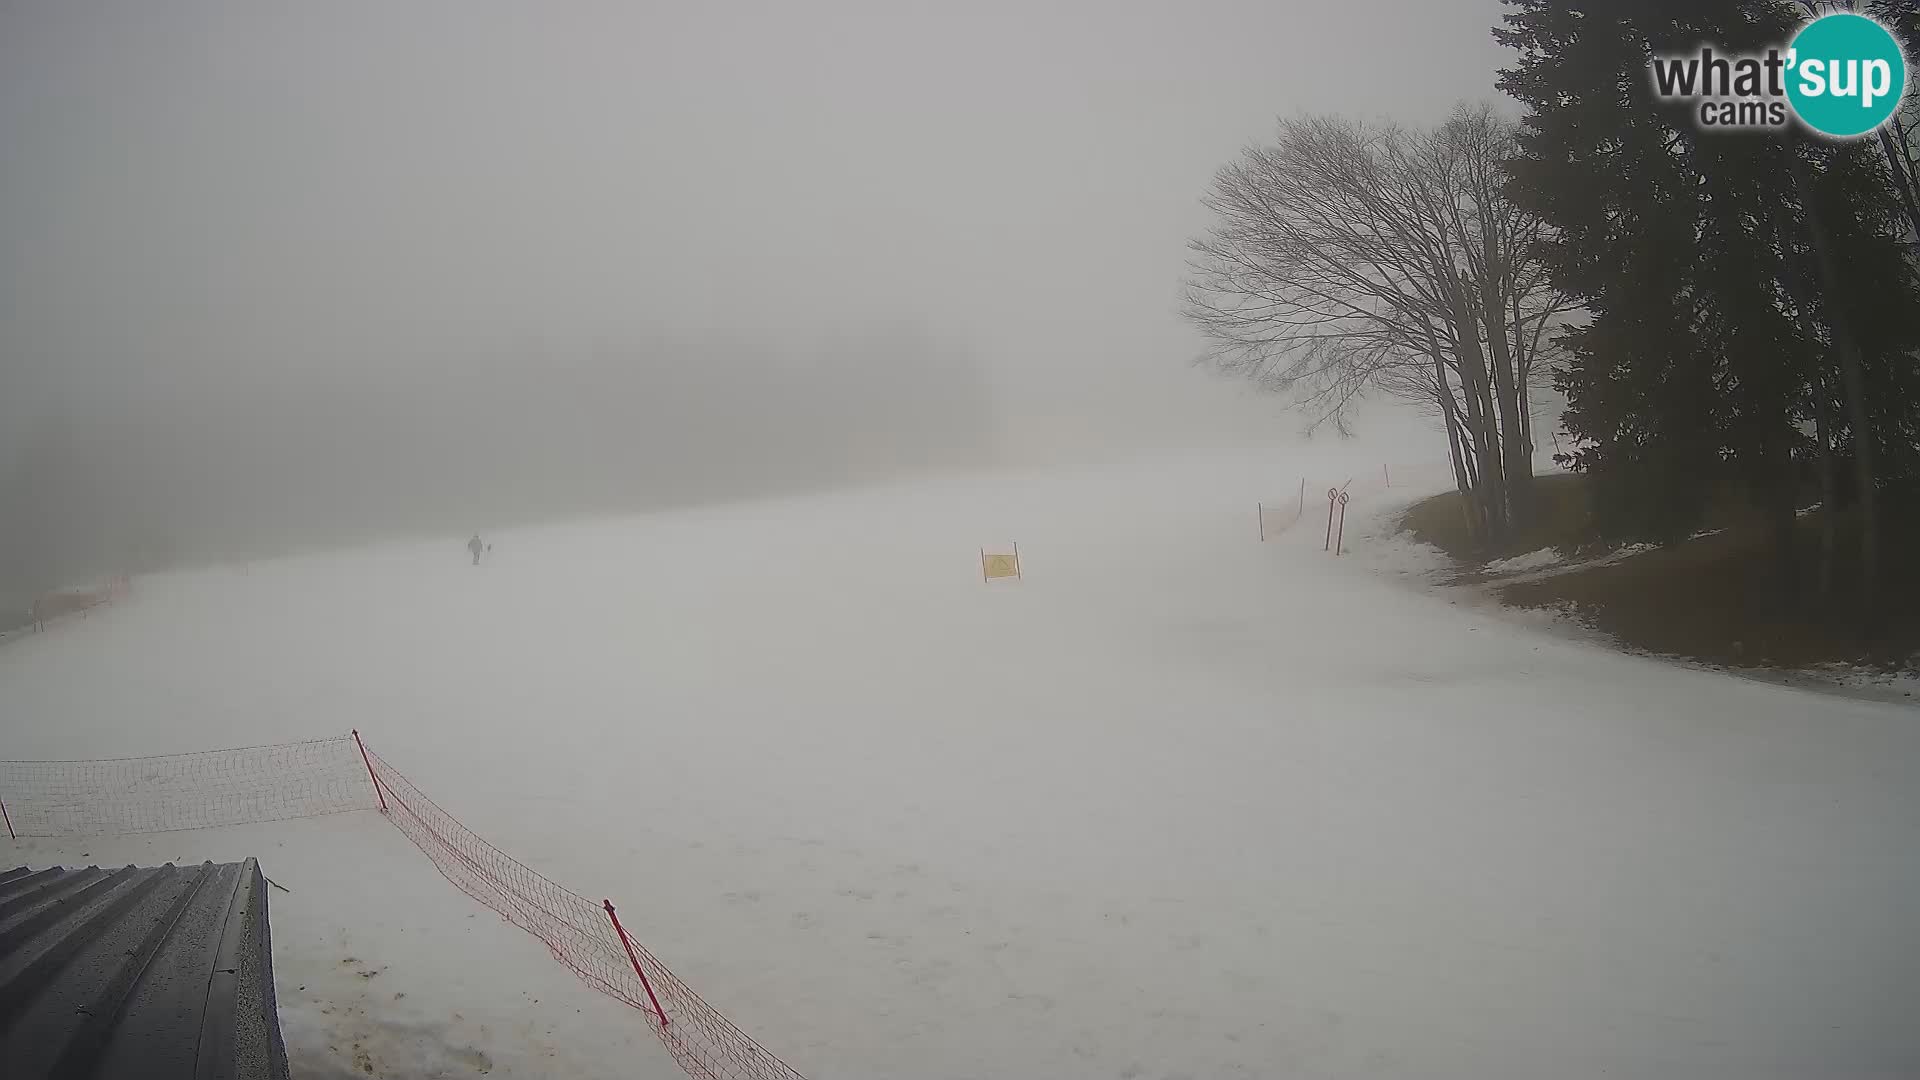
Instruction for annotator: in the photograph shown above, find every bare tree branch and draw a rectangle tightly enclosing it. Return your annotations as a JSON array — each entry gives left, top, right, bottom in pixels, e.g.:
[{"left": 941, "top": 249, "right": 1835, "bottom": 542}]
[{"left": 1184, "top": 106, "right": 1573, "bottom": 543}]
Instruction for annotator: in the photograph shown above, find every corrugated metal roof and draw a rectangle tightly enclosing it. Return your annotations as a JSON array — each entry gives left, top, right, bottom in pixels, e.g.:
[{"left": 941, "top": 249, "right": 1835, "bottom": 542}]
[{"left": 0, "top": 858, "right": 289, "bottom": 1080}]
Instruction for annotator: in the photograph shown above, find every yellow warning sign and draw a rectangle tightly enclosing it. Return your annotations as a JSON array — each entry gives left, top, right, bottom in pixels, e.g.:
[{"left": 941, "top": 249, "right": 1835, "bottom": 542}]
[{"left": 981, "top": 546, "right": 1022, "bottom": 582}]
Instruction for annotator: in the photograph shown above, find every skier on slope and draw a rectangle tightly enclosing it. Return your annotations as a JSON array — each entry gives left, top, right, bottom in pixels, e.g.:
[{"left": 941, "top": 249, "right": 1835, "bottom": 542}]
[{"left": 468, "top": 534, "right": 484, "bottom": 566}]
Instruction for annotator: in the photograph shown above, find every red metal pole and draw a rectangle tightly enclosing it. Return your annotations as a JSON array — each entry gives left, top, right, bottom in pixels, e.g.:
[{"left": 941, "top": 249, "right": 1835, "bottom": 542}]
[
  {"left": 1257, "top": 503, "right": 1264, "bottom": 542},
  {"left": 604, "top": 900, "right": 670, "bottom": 1028},
  {"left": 1335, "top": 492, "right": 1349, "bottom": 555},
  {"left": 1, "top": 794, "right": 14, "bottom": 841},
  {"left": 1384, "top": 463, "right": 1390, "bottom": 488},
  {"left": 351, "top": 729, "right": 387, "bottom": 813},
  {"left": 1324, "top": 489, "right": 1337, "bottom": 551},
  {"left": 1013, "top": 542, "right": 1022, "bottom": 580}
]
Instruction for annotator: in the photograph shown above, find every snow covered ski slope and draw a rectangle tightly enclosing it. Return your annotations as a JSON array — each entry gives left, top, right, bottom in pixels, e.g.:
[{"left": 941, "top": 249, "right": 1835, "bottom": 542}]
[{"left": 4, "top": 448, "right": 1918, "bottom": 1079}]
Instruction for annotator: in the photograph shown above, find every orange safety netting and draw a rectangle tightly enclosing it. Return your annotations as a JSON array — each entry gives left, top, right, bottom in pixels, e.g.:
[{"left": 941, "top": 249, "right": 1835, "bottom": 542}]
[
  {"left": 360, "top": 745, "right": 808, "bottom": 1080},
  {"left": 0, "top": 737, "right": 377, "bottom": 837},
  {"left": 0, "top": 734, "right": 810, "bottom": 1080}
]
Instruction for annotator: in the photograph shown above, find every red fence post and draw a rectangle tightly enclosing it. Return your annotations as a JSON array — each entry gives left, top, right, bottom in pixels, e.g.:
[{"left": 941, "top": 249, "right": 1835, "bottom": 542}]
[
  {"left": 351, "top": 729, "right": 387, "bottom": 813},
  {"left": 1324, "top": 489, "right": 1338, "bottom": 551},
  {"left": 604, "top": 900, "right": 670, "bottom": 1028},
  {"left": 1257, "top": 503, "right": 1264, "bottom": 542},
  {"left": 1335, "top": 491, "right": 1350, "bottom": 555},
  {"left": 0, "top": 793, "right": 13, "bottom": 841}
]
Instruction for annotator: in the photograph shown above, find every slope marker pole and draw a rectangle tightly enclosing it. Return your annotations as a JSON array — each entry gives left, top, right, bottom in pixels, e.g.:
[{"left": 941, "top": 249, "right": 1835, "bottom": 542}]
[
  {"left": 605, "top": 900, "right": 670, "bottom": 1028},
  {"left": 351, "top": 729, "right": 387, "bottom": 812}
]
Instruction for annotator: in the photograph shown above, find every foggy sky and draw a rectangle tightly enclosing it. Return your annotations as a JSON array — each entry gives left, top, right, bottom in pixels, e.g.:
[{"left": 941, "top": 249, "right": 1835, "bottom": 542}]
[{"left": 1, "top": 0, "right": 1509, "bottom": 603}]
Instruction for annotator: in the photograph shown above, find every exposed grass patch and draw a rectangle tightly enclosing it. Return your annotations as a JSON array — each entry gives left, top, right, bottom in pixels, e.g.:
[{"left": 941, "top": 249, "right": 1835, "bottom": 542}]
[
  {"left": 1399, "top": 473, "right": 1920, "bottom": 673},
  {"left": 1401, "top": 472, "right": 1596, "bottom": 561}
]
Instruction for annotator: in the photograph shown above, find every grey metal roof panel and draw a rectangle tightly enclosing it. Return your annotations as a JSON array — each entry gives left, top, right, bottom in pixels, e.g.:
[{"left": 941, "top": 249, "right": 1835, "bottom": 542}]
[{"left": 0, "top": 858, "right": 289, "bottom": 1080}]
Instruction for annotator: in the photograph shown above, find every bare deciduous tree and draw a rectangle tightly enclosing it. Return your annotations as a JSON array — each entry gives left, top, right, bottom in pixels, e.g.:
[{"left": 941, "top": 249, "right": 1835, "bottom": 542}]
[{"left": 1185, "top": 104, "right": 1572, "bottom": 546}]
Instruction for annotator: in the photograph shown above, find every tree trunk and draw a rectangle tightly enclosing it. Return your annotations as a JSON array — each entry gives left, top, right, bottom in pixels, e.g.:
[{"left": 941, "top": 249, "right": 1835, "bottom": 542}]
[
  {"left": 1512, "top": 289, "right": 1538, "bottom": 456},
  {"left": 1814, "top": 383, "right": 1837, "bottom": 601},
  {"left": 1447, "top": 275, "right": 1508, "bottom": 541},
  {"left": 1790, "top": 152, "right": 1879, "bottom": 620},
  {"left": 1437, "top": 355, "right": 1483, "bottom": 544},
  {"left": 1767, "top": 494, "right": 1799, "bottom": 612},
  {"left": 1517, "top": 368, "right": 1534, "bottom": 456},
  {"left": 1477, "top": 275, "right": 1533, "bottom": 531},
  {"left": 1762, "top": 426, "right": 1801, "bottom": 610},
  {"left": 1451, "top": 396, "right": 1490, "bottom": 543},
  {"left": 1445, "top": 415, "right": 1479, "bottom": 541}
]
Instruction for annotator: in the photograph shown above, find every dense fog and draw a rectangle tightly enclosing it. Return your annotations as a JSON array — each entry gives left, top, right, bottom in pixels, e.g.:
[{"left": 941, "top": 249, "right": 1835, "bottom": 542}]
[
  {"left": 0, "top": 327, "right": 995, "bottom": 603},
  {"left": 0, "top": 1, "right": 1507, "bottom": 611}
]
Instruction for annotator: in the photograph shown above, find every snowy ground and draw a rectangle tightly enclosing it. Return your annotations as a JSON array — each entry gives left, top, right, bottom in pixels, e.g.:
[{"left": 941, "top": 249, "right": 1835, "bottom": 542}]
[
  {"left": 5, "top": 447, "right": 1919, "bottom": 1080},
  {"left": 1480, "top": 547, "right": 1566, "bottom": 576}
]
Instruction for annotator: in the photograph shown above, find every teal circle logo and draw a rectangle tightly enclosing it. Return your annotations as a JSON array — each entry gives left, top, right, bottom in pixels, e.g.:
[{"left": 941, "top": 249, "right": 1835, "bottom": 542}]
[{"left": 1786, "top": 13, "right": 1907, "bottom": 138}]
